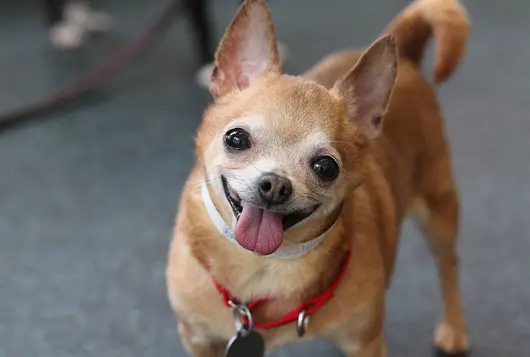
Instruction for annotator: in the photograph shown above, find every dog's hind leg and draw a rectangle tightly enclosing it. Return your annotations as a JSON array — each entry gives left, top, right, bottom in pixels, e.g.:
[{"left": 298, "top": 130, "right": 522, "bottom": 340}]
[{"left": 412, "top": 155, "right": 469, "bottom": 356}]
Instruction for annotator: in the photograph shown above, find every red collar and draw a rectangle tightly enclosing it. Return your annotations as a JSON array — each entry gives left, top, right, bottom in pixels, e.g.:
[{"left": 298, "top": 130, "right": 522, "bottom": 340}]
[{"left": 210, "top": 251, "right": 351, "bottom": 332}]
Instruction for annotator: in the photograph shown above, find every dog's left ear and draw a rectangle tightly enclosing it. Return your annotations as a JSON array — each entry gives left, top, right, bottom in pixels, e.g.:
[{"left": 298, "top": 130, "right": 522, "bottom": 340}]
[
  {"left": 332, "top": 35, "right": 398, "bottom": 139},
  {"left": 210, "top": 0, "right": 280, "bottom": 98}
]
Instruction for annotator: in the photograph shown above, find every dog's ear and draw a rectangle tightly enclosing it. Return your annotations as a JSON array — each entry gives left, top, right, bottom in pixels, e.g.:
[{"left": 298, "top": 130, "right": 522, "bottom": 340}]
[
  {"left": 210, "top": 0, "right": 280, "bottom": 98},
  {"left": 332, "top": 35, "right": 398, "bottom": 139}
]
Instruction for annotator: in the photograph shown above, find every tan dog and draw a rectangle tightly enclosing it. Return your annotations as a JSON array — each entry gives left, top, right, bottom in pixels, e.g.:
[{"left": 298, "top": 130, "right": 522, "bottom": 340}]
[{"left": 166, "top": 0, "right": 470, "bottom": 356}]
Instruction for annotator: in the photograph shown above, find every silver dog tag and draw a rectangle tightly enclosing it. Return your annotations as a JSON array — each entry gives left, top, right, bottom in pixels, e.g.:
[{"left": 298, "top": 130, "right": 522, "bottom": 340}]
[
  {"left": 225, "top": 329, "right": 265, "bottom": 357},
  {"left": 226, "top": 302, "right": 265, "bottom": 357}
]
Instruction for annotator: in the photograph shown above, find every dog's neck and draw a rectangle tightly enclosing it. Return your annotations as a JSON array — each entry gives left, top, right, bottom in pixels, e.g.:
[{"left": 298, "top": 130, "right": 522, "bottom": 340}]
[
  {"left": 201, "top": 181, "right": 340, "bottom": 259},
  {"left": 184, "top": 171, "right": 351, "bottom": 305}
]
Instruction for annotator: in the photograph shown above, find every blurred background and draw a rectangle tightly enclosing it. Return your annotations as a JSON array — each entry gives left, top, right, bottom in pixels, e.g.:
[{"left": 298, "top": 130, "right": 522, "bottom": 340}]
[{"left": 0, "top": 0, "right": 528, "bottom": 356}]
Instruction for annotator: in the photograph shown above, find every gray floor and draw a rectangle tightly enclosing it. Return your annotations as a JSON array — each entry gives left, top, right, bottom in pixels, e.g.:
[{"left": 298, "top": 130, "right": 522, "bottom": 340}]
[{"left": 1, "top": 0, "right": 529, "bottom": 356}]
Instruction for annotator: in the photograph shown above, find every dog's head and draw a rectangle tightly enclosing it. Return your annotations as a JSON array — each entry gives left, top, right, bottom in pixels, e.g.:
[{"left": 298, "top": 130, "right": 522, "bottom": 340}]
[{"left": 196, "top": 0, "right": 397, "bottom": 256}]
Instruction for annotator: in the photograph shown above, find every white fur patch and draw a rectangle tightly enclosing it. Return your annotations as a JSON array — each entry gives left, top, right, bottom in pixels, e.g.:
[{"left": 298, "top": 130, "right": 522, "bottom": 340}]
[
  {"left": 225, "top": 115, "right": 266, "bottom": 135},
  {"left": 341, "top": 341, "right": 361, "bottom": 354},
  {"left": 293, "top": 130, "right": 340, "bottom": 166},
  {"left": 227, "top": 158, "right": 278, "bottom": 200},
  {"left": 299, "top": 131, "right": 331, "bottom": 152}
]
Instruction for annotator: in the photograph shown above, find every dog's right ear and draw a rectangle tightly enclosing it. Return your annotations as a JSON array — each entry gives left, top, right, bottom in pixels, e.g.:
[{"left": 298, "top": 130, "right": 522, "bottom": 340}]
[{"left": 210, "top": 0, "right": 280, "bottom": 99}]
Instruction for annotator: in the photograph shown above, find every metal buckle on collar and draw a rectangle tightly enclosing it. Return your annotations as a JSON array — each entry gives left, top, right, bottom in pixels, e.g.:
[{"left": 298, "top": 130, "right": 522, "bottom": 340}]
[
  {"left": 296, "top": 309, "right": 310, "bottom": 337},
  {"left": 229, "top": 300, "right": 254, "bottom": 337}
]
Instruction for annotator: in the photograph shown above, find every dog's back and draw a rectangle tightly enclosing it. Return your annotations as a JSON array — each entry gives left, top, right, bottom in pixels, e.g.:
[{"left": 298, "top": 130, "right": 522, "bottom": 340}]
[{"left": 304, "top": 0, "right": 469, "bottom": 221}]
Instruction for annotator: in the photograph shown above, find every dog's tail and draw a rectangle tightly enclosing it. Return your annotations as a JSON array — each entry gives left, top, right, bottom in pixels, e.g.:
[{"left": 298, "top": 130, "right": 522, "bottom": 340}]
[{"left": 385, "top": 0, "right": 469, "bottom": 84}]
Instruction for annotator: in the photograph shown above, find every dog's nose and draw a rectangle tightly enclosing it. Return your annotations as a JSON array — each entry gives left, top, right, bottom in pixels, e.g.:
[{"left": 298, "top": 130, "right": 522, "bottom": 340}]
[{"left": 258, "top": 173, "right": 293, "bottom": 204}]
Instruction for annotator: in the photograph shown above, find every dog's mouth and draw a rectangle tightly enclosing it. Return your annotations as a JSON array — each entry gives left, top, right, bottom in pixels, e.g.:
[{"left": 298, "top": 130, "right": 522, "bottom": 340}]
[
  {"left": 221, "top": 175, "right": 319, "bottom": 256},
  {"left": 221, "top": 176, "right": 318, "bottom": 230}
]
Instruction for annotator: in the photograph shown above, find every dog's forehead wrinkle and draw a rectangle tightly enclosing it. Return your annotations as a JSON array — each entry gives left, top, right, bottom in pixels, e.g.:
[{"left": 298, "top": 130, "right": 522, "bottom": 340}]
[
  {"left": 230, "top": 76, "right": 340, "bottom": 131},
  {"left": 259, "top": 75, "right": 334, "bottom": 108}
]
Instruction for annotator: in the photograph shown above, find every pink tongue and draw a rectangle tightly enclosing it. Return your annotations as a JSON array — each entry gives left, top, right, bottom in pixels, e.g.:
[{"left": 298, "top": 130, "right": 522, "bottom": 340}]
[{"left": 234, "top": 203, "right": 284, "bottom": 255}]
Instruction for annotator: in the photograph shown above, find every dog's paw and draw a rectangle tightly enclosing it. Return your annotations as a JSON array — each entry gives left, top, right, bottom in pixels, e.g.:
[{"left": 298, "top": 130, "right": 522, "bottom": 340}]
[{"left": 434, "top": 322, "right": 470, "bottom": 356}]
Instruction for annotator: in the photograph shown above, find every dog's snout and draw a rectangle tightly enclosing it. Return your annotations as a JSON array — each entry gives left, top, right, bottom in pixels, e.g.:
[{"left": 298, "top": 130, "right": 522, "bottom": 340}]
[{"left": 258, "top": 173, "right": 292, "bottom": 204}]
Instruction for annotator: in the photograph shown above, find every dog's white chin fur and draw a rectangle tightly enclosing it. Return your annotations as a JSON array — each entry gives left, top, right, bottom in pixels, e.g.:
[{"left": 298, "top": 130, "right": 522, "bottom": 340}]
[
  {"left": 48, "top": 1, "right": 112, "bottom": 50},
  {"left": 195, "top": 42, "right": 290, "bottom": 89}
]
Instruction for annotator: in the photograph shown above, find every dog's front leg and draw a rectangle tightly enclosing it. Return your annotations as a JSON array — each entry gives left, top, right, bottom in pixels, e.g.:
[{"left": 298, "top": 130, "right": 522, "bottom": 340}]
[
  {"left": 336, "top": 334, "right": 385, "bottom": 357},
  {"left": 330, "top": 300, "right": 386, "bottom": 357},
  {"left": 178, "top": 319, "right": 227, "bottom": 357}
]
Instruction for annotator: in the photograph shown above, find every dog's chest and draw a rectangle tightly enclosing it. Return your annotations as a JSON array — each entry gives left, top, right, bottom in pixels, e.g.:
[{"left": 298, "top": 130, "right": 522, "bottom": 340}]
[{"left": 170, "top": 249, "right": 323, "bottom": 342}]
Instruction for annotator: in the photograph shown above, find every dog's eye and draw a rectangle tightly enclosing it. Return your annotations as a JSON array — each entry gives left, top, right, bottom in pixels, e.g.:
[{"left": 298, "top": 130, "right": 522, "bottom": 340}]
[
  {"left": 312, "top": 156, "right": 340, "bottom": 181},
  {"left": 224, "top": 128, "right": 251, "bottom": 151}
]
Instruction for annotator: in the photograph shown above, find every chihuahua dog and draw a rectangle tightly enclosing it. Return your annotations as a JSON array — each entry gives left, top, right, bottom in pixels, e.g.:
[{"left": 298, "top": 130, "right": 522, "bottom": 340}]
[{"left": 166, "top": 0, "right": 470, "bottom": 356}]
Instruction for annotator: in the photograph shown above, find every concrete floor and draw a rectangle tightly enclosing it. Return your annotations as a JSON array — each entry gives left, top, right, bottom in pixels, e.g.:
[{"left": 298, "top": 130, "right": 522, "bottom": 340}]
[{"left": 0, "top": 0, "right": 529, "bottom": 356}]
